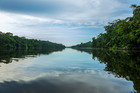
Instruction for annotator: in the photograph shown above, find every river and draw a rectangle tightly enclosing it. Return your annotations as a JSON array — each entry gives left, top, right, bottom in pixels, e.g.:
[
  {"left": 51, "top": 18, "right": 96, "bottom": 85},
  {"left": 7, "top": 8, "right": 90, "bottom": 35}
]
[{"left": 0, "top": 48, "right": 139, "bottom": 93}]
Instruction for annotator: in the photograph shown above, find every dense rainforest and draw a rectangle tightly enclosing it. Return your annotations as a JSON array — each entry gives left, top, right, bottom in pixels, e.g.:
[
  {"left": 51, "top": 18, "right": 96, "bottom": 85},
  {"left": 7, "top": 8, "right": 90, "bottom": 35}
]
[
  {"left": 71, "top": 41, "right": 92, "bottom": 48},
  {"left": 92, "top": 5, "right": 140, "bottom": 50},
  {"left": 0, "top": 32, "right": 65, "bottom": 50},
  {"left": 71, "top": 5, "right": 140, "bottom": 50}
]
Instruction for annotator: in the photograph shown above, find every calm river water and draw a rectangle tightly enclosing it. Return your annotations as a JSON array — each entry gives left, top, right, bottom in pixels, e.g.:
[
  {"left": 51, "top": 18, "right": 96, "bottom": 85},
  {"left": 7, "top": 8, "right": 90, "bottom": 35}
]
[{"left": 0, "top": 48, "right": 139, "bottom": 93}]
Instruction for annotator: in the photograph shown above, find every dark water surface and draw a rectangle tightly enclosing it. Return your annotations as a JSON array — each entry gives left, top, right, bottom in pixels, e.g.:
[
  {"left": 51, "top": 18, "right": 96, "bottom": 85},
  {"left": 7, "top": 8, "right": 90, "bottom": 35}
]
[{"left": 0, "top": 48, "right": 139, "bottom": 93}]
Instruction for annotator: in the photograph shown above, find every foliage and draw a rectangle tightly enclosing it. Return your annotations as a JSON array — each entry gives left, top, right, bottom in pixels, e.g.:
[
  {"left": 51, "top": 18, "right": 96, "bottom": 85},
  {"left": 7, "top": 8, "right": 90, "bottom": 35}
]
[
  {"left": 71, "top": 41, "right": 92, "bottom": 48},
  {"left": 0, "top": 32, "right": 65, "bottom": 50},
  {"left": 92, "top": 5, "right": 140, "bottom": 49}
]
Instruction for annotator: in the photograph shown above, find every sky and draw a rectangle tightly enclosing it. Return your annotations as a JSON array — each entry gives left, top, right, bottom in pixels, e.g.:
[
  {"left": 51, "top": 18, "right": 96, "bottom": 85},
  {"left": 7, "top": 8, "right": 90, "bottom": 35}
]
[{"left": 0, "top": 0, "right": 139, "bottom": 46}]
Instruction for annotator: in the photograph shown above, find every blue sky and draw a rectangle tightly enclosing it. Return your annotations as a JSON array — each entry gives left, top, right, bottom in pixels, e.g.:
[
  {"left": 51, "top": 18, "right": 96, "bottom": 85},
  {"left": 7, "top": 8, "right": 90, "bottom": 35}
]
[{"left": 0, "top": 0, "right": 139, "bottom": 46}]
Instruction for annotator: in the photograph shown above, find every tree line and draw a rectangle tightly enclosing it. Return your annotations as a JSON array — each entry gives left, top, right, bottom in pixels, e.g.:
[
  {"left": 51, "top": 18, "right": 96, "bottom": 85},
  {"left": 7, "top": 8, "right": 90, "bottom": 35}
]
[
  {"left": 0, "top": 32, "right": 65, "bottom": 50},
  {"left": 72, "top": 5, "right": 140, "bottom": 50},
  {"left": 92, "top": 5, "right": 140, "bottom": 50},
  {"left": 71, "top": 41, "right": 92, "bottom": 49}
]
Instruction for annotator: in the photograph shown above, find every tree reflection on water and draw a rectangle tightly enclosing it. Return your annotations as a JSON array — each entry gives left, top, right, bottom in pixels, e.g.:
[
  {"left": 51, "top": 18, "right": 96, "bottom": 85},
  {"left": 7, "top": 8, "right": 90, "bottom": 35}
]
[{"left": 75, "top": 48, "right": 140, "bottom": 93}]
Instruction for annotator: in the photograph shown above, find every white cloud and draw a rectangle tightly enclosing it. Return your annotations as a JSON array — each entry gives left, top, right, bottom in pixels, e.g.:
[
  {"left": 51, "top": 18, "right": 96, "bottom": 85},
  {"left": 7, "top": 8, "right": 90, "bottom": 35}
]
[
  {"left": 46, "top": 0, "right": 129, "bottom": 25},
  {"left": 0, "top": 0, "right": 137, "bottom": 45},
  {"left": 0, "top": 0, "right": 130, "bottom": 26}
]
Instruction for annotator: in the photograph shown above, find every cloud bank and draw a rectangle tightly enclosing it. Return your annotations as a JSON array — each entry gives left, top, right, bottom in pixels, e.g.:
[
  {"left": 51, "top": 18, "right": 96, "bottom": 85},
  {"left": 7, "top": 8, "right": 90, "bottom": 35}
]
[{"left": 0, "top": 0, "right": 139, "bottom": 45}]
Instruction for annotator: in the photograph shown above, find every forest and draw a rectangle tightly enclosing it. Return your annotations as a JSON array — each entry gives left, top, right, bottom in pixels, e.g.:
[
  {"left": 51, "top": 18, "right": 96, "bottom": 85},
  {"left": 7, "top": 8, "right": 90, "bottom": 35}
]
[
  {"left": 0, "top": 32, "right": 65, "bottom": 50},
  {"left": 71, "top": 41, "right": 92, "bottom": 48},
  {"left": 72, "top": 5, "right": 140, "bottom": 50},
  {"left": 92, "top": 5, "right": 140, "bottom": 50}
]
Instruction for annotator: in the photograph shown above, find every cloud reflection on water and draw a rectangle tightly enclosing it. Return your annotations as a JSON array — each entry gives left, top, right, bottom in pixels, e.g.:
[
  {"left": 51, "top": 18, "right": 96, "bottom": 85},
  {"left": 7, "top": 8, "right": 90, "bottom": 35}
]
[
  {"left": 0, "top": 49, "right": 136, "bottom": 93},
  {"left": 0, "top": 69, "right": 134, "bottom": 93}
]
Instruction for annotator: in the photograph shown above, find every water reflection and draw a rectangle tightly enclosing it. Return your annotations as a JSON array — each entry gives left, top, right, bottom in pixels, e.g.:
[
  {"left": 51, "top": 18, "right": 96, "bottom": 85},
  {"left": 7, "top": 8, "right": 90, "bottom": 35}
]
[
  {"left": 0, "top": 70, "right": 134, "bottom": 93},
  {"left": 0, "top": 48, "right": 139, "bottom": 93},
  {"left": 75, "top": 48, "right": 140, "bottom": 93},
  {"left": 0, "top": 49, "right": 64, "bottom": 64}
]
